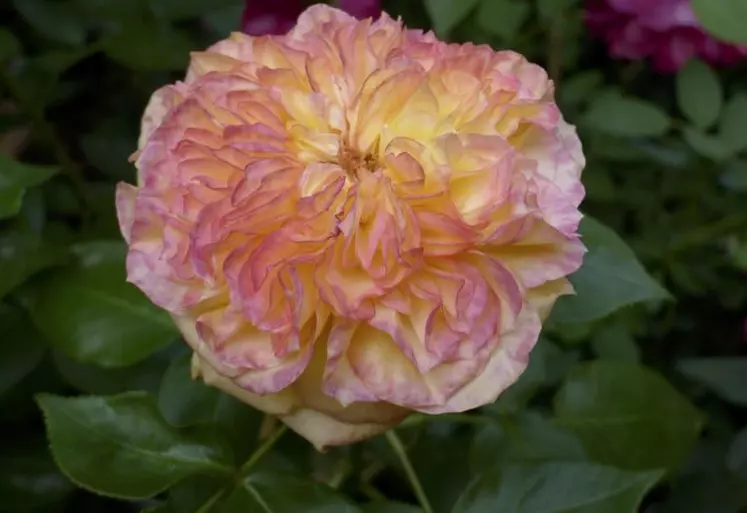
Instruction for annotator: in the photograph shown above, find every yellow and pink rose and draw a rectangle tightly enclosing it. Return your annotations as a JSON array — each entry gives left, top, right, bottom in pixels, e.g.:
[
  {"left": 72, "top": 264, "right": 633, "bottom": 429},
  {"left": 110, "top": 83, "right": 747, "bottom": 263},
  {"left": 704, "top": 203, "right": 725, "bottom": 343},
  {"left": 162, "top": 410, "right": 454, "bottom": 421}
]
[{"left": 116, "top": 4, "right": 586, "bottom": 450}]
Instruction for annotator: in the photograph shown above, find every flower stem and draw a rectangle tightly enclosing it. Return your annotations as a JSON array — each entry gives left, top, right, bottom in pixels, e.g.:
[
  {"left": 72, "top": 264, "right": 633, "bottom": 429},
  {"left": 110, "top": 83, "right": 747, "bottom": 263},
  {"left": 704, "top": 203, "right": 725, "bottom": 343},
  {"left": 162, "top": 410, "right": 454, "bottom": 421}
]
[
  {"left": 360, "top": 481, "right": 387, "bottom": 502},
  {"left": 240, "top": 422, "right": 288, "bottom": 476},
  {"left": 385, "top": 430, "right": 433, "bottom": 513},
  {"left": 195, "top": 488, "right": 226, "bottom": 513}
]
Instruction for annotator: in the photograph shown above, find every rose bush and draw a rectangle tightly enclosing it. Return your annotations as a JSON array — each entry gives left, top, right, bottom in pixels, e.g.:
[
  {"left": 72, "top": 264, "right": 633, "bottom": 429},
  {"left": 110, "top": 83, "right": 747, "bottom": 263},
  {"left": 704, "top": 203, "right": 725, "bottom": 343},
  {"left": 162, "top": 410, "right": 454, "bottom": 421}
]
[{"left": 2, "top": 0, "right": 746, "bottom": 512}]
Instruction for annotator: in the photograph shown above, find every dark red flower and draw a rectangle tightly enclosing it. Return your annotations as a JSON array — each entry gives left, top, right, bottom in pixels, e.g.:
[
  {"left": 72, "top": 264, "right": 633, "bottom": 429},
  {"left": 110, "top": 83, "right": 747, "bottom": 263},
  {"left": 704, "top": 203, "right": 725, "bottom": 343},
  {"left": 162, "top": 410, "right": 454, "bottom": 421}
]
[{"left": 586, "top": 0, "right": 747, "bottom": 72}]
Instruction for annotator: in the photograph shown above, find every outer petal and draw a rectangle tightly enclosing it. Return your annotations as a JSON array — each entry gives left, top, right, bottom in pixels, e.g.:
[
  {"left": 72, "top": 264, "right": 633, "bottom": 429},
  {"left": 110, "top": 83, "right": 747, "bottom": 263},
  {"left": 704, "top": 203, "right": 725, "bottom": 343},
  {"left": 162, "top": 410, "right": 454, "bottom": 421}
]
[
  {"left": 417, "top": 305, "right": 540, "bottom": 414},
  {"left": 188, "top": 316, "right": 408, "bottom": 451},
  {"left": 115, "top": 183, "right": 138, "bottom": 244},
  {"left": 288, "top": 5, "right": 356, "bottom": 41},
  {"left": 191, "top": 352, "right": 297, "bottom": 415},
  {"left": 137, "top": 85, "right": 185, "bottom": 150},
  {"left": 527, "top": 278, "right": 574, "bottom": 321},
  {"left": 485, "top": 219, "right": 586, "bottom": 289},
  {"left": 281, "top": 408, "right": 395, "bottom": 451}
]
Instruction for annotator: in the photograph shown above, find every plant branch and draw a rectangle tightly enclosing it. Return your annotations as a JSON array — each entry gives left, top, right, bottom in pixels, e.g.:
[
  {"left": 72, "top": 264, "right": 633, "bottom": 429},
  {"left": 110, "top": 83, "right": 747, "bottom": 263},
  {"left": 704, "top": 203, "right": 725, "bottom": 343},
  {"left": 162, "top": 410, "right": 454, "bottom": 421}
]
[
  {"left": 385, "top": 430, "right": 433, "bottom": 513},
  {"left": 240, "top": 422, "right": 287, "bottom": 476},
  {"left": 195, "top": 488, "right": 226, "bottom": 513}
]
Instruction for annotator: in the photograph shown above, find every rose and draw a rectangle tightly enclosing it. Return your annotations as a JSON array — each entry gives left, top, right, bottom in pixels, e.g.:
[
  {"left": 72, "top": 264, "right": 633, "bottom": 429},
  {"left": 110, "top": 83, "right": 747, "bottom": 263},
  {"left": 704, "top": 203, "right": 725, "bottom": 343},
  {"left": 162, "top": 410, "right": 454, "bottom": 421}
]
[{"left": 116, "top": 4, "right": 586, "bottom": 450}]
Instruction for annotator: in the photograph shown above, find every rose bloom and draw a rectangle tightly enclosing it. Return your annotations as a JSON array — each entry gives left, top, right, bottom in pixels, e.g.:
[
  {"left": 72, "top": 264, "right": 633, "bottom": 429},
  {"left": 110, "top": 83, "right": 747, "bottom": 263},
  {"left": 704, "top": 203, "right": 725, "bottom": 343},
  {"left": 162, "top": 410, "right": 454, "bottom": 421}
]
[
  {"left": 242, "top": 0, "right": 380, "bottom": 35},
  {"left": 116, "top": 5, "right": 585, "bottom": 449},
  {"left": 586, "top": 0, "right": 747, "bottom": 72}
]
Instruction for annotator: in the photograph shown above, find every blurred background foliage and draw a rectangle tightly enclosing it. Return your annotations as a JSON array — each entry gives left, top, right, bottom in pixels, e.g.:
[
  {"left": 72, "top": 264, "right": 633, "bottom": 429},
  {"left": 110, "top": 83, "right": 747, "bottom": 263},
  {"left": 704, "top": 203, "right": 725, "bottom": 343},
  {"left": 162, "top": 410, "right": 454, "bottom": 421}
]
[{"left": 0, "top": 0, "right": 746, "bottom": 512}]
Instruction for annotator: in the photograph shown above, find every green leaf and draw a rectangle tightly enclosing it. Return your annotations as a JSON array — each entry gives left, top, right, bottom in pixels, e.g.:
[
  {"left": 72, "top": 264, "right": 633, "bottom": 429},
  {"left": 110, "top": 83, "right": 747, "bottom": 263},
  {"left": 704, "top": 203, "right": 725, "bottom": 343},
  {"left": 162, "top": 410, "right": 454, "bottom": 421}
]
[
  {"left": 719, "top": 93, "right": 747, "bottom": 154},
  {"left": 218, "top": 472, "right": 360, "bottom": 512},
  {"left": 550, "top": 217, "right": 670, "bottom": 324},
  {"left": 477, "top": 0, "right": 530, "bottom": 40},
  {"left": 12, "top": 0, "right": 87, "bottom": 45},
  {"left": 167, "top": 475, "right": 226, "bottom": 513},
  {"left": 409, "top": 423, "right": 473, "bottom": 512},
  {"left": 470, "top": 412, "right": 586, "bottom": 473},
  {"left": 158, "top": 352, "right": 223, "bottom": 427},
  {"left": 72, "top": 0, "right": 150, "bottom": 26},
  {"left": 727, "top": 428, "right": 747, "bottom": 475},
  {"left": 0, "top": 227, "right": 65, "bottom": 300},
  {"left": 0, "top": 154, "right": 60, "bottom": 219},
  {"left": 682, "top": 126, "right": 731, "bottom": 161},
  {"left": 590, "top": 320, "right": 641, "bottom": 363},
  {"left": 554, "top": 361, "right": 703, "bottom": 473},
  {"left": 21, "top": 187, "right": 46, "bottom": 232},
  {"left": 719, "top": 159, "right": 747, "bottom": 191},
  {"left": 37, "top": 392, "right": 233, "bottom": 499},
  {"left": 536, "top": 0, "right": 577, "bottom": 21},
  {"left": 0, "top": 304, "right": 45, "bottom": 397},
  {"left": 453, "top": 461, "right": 663, "bottom": 513},
  {"left": 81, "top": 181, "right": 122, "bottom": 239},
  {"left": 487, "top": 338, "right": 577, "bottom": 413},
  {"left": 0, "top": 28, "right": 21, "bottom": 63},
  {"left": 80, "top": 120, "right": 138, "bottom": 180},
  {"left": 361, "top": 502, "right": 420, "bottom": 513},
  {"left": 658, "top": 471, "right": 747, "bottom": 513},
  {"left": 692, "top": 0, "right": 747, "bottom": 45},
  {"left": 727, "top": 235, "right": 747, "bottom": 270},
  {"left": 559, "top": 70, "right": 604, "bottom": 109},
  {"left": 0, "top": 438, "right": 74, "bottom": 510},
  {"left": 143, "top": 506, "right": 170, "bottom": 513},
  {"left": 0, "top": 353, "right": 67, "bottom": 423},
  {"left": 148, "top": 0, "right": 242, "bottom": 20},
  {"left": 677, "top": 357, "right": 747, "bottom": 406},
  {"left": 157, "top": 351, "right": 265, "bottom": 462},
  {"left": 204, "top": 4, "right": 245, "bottom": 38},
  {"left": 53, "top": 349, "right": 170, "bottom": 395},
  {"left": 656, "top": 438, "right": 747, "bottom": 513},
  {"left": 676, "top": 59, "right": 722, "bottom": 129},
  {"left": 424, "top": 0, "right": 481, "bottom": 36},
  {"left": 26, "top": 240, "right": 178, "bottom": 368},
  {"left": 584, "top": 95, "right": 672, "bottom": 137},
  {"left": 102, "top": 22, "right": 194, "bottom": 71}
]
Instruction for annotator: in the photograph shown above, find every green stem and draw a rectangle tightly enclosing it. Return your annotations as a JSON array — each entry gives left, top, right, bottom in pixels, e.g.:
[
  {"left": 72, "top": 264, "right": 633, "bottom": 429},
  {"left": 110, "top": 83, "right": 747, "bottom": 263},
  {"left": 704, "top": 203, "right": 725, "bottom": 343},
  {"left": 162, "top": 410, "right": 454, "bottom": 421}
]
[
  {"left": 360, "top": 460, "right": 386, "bottom": 484},
  {"left": 194, "top": 422, "right": 287, "bottom": 513},
  {"left": 195, "top": 488, "right": 226, "bottom": 513},
  {"left": 239, "top": 422, "right": 287, "bottom": 476},
  {"left": 385, "top": 430, "right": 433, "bottom": 513},
  {"left": 327, "top": 460, "right": 352, "bottom": 489},
  {"left": 360, "top": 481, "right": 387, "bottom": 502}
]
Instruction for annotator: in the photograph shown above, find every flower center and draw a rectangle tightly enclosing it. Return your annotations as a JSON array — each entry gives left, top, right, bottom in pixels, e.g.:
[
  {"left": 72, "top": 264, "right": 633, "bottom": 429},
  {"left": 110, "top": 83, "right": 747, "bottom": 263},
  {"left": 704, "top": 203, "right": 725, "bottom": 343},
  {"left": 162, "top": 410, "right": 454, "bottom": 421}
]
[{"left": 338, "top": 143, "right": 379, "bottom": 181}]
